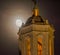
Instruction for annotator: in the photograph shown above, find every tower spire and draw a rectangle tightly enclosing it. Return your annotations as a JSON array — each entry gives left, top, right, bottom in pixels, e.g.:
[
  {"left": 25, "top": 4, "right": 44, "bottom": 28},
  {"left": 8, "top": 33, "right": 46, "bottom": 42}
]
[{"left": 32, "top": 0, "right": 39, "bottom": 16}]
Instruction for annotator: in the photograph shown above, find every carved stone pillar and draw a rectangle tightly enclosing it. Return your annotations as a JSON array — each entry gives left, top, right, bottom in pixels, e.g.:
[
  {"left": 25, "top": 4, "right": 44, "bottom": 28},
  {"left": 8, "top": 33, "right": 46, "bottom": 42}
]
[
  {"left": 42, "top": 33, "right": 49, "bottom": 55},
  {"left": 30, "top": 33, "right": 38, "bottom": 55},
  {"left": 21, "top": 36, "right": 27, "bottom": 55},
  {"left": 51, "top": 37, "right": 54, "bottom": 55}
]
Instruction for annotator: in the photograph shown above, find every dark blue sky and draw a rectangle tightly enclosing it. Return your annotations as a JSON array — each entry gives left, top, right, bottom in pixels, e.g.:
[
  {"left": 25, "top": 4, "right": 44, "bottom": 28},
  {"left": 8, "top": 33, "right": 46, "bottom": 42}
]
[{"left": 0, "top": 0, "right": 60, "bottom": 55}]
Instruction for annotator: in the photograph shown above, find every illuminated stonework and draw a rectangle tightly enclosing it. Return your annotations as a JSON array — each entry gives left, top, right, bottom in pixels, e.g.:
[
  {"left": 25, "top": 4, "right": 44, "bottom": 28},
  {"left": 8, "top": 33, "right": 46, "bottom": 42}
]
[
  {"left": 18, "top": 19, "right": 55, "bottom": 55},
  {"left": 18, "top": 0, "right": 55, "bottom": 55}
]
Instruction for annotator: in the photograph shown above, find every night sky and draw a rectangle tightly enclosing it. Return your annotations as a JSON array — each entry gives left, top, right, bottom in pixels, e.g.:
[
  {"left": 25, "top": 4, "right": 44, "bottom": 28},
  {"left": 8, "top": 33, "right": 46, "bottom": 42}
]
[{"left": 0, "top": 0, "right": 60, "bottom": 55}]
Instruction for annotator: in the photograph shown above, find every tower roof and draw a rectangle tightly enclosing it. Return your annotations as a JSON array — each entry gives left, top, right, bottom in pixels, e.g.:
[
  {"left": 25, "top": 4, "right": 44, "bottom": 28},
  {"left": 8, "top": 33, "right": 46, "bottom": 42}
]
[
  {"left": 24, "top": 0, "right": 47, "bottom": 26},
  {"left": 25, "top": 15, "right": 46, "bottom": 26}
]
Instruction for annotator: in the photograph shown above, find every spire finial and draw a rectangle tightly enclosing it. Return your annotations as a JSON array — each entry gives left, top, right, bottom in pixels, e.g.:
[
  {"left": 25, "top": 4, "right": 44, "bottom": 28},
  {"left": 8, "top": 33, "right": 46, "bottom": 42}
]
[{"left": 32, "top": 0, "right": 39, "bottom": 16}]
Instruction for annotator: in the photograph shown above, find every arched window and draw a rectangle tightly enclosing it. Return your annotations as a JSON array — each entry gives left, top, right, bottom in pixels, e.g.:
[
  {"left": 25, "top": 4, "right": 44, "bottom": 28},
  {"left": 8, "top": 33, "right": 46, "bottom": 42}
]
[{"left": 38, "top": 37, "right": 42, "bottom": 55}]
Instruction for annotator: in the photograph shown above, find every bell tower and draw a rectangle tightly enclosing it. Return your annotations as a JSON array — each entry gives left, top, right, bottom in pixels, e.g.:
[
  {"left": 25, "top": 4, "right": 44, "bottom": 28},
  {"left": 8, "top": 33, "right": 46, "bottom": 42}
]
[{"left": 18, "top": 0, "right": 55, "bottom": 55}]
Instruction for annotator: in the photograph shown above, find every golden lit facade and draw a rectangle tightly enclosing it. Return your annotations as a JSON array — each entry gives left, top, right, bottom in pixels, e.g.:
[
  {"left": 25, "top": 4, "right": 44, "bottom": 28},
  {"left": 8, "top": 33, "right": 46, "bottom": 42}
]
[
  {"left": 18, "top": 22, "right": 55, "bottom": 55},
  {"left": 18, "top": 0, "right": 55, "bottom": 55}
]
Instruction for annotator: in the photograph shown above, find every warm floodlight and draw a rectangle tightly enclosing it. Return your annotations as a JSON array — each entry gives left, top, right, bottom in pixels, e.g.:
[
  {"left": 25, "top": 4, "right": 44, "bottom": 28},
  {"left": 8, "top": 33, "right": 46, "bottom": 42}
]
[{"left": 16, "top": 19, "right": 22, "bottom": 27}]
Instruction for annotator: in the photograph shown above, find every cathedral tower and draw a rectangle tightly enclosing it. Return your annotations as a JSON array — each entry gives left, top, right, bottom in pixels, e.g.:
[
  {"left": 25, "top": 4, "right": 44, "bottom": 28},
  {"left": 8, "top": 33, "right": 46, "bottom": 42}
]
[{"left": 18, "top": 0, "right": 55, "bottom": 55}]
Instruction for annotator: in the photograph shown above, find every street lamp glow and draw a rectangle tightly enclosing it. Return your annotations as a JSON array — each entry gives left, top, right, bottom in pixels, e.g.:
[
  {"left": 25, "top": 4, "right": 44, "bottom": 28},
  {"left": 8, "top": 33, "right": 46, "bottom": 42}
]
[{"left": 16, "top": 19, "right": 22, "bottom": 27}]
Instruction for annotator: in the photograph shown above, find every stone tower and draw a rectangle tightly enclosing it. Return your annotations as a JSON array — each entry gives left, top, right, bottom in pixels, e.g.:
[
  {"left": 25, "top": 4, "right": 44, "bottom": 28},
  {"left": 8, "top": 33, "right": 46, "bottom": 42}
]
[{"left": 18, "top": 0, "right": 55, "bottom": 55}]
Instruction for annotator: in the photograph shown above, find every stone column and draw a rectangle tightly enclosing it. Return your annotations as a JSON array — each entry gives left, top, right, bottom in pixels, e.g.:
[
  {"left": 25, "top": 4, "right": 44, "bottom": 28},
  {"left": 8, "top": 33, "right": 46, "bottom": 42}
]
[
  {"left": 49, "top": 37, "right": 51, "bottom": 55},
  {"left": 49, "top": 36, "right": 54, "bottom": 55},
  {"left": 51, "top": 37, "right": 54, "bottom": 55},
  {"left": 30, "top": 33, "right": 38, "bottom": 55},
  {"left": 42, "top": 34, "right": 49, "bottom": 55},
  {"left": 21, "top": 36, "right": 27, "bottom": 55}
]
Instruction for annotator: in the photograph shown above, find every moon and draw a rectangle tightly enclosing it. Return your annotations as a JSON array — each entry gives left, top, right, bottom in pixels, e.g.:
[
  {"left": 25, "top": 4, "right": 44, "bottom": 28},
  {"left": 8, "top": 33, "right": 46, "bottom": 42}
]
[{"left": 16, "top": 19, "right": 22, "bottom": 27}]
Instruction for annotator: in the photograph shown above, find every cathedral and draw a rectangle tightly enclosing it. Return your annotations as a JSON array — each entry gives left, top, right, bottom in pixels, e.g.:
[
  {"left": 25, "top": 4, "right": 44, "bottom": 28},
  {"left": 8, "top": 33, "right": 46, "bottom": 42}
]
[{"left": 18, "top": 0, "right": 55, "bottom": 55}]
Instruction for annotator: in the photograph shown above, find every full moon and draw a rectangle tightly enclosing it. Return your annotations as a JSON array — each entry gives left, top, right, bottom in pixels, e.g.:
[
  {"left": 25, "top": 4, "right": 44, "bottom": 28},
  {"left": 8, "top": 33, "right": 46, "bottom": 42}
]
[{"left": 16, "top": 19, "right": 22, "bottom": 27}]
